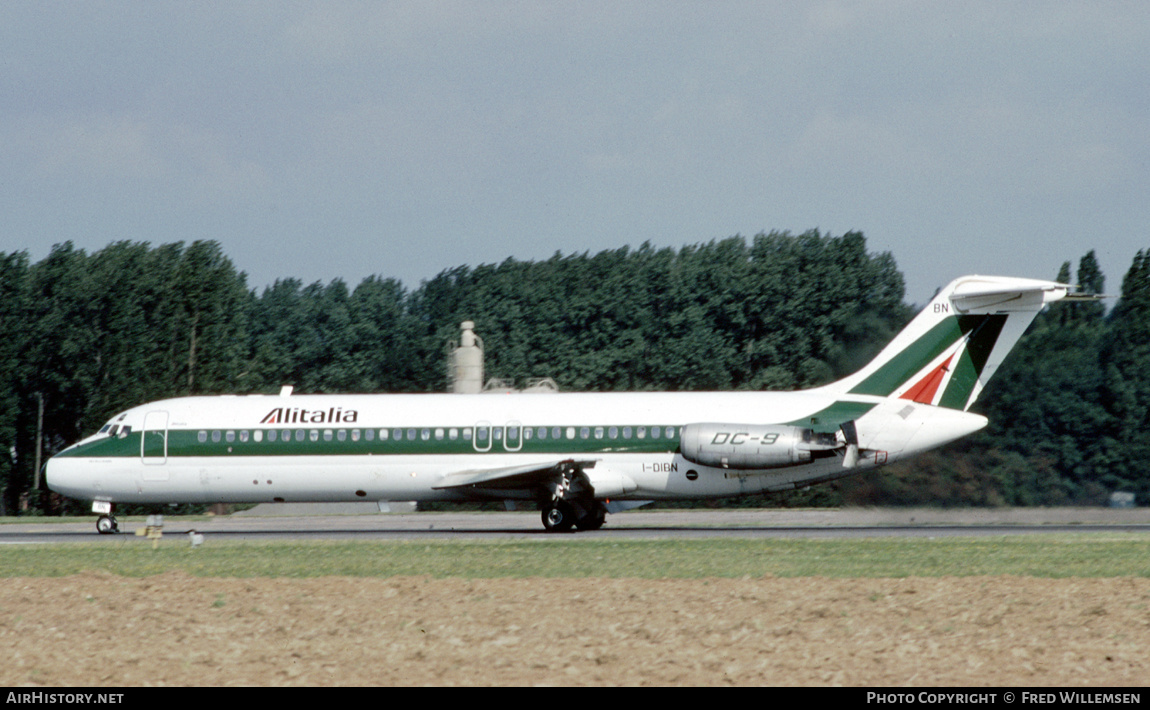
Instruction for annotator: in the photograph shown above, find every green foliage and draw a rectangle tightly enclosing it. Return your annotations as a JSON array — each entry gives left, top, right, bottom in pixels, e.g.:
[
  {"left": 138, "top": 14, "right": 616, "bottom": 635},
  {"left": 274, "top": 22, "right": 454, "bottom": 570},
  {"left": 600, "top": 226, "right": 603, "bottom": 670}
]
[
  {"left": 0, "top": 252, "right": 30, "bottom": 513},
  {"left": 409, "top": 230, "right": 909, "bottom": 393},
  {"left": 933, "top": 249, "right": 1149, "bottom": 508},
  {"left": 1093, "top": 249, "right": 1150, "bottom": 503},
  {"left": 0, "top": 241, "right": 250, "bottom": 514},
  {"left": 838, "top": 447, "right": 1081, "bottom": 507}
]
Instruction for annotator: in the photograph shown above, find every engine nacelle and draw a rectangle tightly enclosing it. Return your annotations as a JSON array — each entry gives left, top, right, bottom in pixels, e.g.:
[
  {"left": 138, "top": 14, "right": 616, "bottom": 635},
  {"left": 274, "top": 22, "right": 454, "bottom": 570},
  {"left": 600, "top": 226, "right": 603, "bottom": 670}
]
[{"left": 680, "top": 423, "right": 839, "bottom": 470}]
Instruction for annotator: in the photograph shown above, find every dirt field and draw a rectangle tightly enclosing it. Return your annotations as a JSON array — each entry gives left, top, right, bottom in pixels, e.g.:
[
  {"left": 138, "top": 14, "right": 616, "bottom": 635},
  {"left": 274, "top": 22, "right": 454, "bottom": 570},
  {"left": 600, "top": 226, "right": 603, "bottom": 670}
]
[{"left": 2, "top": 572, "right": 1148, "bottom": 686}]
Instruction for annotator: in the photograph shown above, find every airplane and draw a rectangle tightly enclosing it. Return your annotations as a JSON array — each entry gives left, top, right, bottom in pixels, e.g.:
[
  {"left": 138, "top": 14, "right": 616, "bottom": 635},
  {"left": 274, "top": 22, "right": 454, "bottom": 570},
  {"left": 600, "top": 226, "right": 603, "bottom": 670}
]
[{"left": 46, "top": 275, "right": 1084, "bottom": 534}]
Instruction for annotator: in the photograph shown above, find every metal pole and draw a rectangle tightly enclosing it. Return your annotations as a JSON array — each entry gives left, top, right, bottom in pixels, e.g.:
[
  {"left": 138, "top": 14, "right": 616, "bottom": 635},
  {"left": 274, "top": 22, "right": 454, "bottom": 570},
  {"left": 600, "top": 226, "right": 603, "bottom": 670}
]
[{"left": 32, "top": 392, "right": 43, "bottom": 490}]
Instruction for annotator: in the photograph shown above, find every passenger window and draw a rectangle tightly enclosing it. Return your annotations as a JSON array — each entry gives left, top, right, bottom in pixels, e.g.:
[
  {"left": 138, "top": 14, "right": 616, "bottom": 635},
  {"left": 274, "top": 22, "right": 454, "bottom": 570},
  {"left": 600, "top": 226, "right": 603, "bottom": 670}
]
[
  {"left": 212, "top": 431, "right": 221, "bottom": 443},
  {"left": 198, "top": 431, "right": 207, "bottom": 443},
  {"left": 323, "top": 430, "right": 333, "bottom": 442},
  {"left": 365, "top": 429, "right": 374, "bottom": 441},
  {"left": 594, "top": 427, "right": 604, "bottom": 439},
  {"left": 337, "top": 430, "right": 346, "bottom": 442},
  {"left": 351, "top": 429, "right": 361, "bottom": 442},
  {"left": 609, "top": 427, "right": 618, "bottom": 439},
  {"left": 240, "top": 431, "right": 250, "bottom": 443},
  {"left": 623, "top": 427, "right": 632, "bottom": 439}
]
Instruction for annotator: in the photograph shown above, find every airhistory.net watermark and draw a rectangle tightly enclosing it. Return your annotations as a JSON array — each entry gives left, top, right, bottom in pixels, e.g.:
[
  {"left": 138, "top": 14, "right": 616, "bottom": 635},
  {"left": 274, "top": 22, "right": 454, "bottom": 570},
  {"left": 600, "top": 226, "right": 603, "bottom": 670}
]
[{"left": 5, "top": 694, "right": 124, "bottom": 705}]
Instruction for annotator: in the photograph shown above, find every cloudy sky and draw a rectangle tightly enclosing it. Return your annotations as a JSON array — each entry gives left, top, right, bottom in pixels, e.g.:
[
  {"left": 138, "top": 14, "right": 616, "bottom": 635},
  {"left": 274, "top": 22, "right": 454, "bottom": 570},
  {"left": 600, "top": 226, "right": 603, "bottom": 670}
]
[{"left": 3, "top": 1, "right": 1147, "bottom": 305}]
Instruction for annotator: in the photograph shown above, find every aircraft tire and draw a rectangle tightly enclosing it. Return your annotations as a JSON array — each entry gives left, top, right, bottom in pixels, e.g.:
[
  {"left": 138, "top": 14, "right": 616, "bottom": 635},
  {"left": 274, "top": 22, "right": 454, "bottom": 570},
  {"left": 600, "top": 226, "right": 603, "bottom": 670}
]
[
  {"left": 541, "top": 502, "right": 575, "bottom": 532},
  {"left": 575, "top": 506, "right": 607, "bottom": 531},
  {"left": 96, "top": 515, "right": 118, "bottom": 535}
]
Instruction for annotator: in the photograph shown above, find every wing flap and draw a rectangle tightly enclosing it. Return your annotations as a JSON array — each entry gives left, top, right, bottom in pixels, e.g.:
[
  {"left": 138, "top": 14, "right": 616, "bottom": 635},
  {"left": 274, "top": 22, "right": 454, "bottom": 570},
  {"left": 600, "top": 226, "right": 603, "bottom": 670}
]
[{"left": 432, "top": 459, "right": 596, "bottom": 490}]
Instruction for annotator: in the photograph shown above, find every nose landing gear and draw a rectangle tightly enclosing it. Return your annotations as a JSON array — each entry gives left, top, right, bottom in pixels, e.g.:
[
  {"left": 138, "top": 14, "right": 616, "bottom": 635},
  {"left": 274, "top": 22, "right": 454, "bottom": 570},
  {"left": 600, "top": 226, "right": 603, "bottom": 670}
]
[{"left": 96, "top": 514, "right": 119, "bottom": 534}]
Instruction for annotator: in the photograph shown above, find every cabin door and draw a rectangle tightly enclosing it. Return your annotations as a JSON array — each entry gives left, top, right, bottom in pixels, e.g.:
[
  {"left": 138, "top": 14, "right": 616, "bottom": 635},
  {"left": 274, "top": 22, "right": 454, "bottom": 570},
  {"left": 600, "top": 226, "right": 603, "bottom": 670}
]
[
  {"left": 503, "top": 421, "right": 522, "bottom": 451},
  {"left": 141, "top": 410, "right": 169, "bottom": 475}
]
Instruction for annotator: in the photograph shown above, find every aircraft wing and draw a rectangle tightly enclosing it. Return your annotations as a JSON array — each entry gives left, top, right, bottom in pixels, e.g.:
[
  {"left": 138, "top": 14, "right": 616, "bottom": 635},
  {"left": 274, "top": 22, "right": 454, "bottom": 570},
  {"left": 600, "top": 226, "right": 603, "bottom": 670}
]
[{"left": 432, "top": 458, "right": 597, "bottom": 491}]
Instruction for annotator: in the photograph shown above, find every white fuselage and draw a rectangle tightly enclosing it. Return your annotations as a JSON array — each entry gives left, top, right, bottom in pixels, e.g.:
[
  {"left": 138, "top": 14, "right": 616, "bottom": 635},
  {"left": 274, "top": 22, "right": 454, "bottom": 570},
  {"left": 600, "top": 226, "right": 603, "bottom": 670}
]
[
  {"left": 46, "top": 387, "right": 985, "bottom": 507},
  {"left": 46, "top": 273, "right": 1073, "bottom": 523}
]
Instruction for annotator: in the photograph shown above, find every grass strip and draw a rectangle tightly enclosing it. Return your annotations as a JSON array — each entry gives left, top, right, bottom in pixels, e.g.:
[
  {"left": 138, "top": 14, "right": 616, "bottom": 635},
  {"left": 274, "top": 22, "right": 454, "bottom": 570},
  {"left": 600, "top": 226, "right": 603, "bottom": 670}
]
[{"left": 2, "top": 534, "right": 1149, "bottom": 579}]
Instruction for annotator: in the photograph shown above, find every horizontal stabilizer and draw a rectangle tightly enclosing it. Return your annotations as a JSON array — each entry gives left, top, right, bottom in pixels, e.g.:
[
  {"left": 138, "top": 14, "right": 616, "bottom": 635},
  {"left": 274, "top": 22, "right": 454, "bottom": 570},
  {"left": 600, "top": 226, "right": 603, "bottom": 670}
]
[{"left": 949, "top": 276, "right": 1075, "bottom": 313}]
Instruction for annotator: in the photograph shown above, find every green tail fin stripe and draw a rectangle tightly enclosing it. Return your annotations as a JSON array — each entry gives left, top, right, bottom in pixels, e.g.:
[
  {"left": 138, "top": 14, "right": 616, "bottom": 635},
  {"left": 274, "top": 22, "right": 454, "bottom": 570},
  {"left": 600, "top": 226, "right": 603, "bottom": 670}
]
[
  {"left": 937, "top": 315, "right": 1007, "bottom": 409},
  {"left": 848, "top": 315, "right": 1007, "bottom": 400}
]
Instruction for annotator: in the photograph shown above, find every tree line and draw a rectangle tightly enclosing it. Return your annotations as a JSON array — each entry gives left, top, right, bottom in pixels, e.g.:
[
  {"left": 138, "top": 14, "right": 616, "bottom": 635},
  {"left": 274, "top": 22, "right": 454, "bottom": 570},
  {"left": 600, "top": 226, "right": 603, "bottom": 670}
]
[{"left": 1, "top": 231, "right": 1146, "bottom": 513}]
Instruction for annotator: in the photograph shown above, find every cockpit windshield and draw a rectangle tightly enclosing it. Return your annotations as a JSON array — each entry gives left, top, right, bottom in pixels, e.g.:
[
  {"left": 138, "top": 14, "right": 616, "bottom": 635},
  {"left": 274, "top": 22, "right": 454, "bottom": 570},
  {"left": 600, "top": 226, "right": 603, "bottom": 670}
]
[{"left": 97, "top": 422, "right": 131, "bottom": 438}]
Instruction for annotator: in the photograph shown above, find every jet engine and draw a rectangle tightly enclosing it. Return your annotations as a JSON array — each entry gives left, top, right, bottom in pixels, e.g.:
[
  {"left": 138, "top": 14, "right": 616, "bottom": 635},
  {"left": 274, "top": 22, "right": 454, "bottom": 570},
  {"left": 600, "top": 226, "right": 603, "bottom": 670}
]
[{"left": 680, "top": 423, "right": 841, "bottom": 470}]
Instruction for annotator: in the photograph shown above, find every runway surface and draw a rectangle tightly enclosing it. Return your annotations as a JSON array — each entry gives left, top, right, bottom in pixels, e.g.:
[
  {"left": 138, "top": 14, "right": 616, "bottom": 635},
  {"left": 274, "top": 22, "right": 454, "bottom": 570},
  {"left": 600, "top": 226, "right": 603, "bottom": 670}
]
[{"left": 3, "top": 506, "right": 1149, "bottom": 544}]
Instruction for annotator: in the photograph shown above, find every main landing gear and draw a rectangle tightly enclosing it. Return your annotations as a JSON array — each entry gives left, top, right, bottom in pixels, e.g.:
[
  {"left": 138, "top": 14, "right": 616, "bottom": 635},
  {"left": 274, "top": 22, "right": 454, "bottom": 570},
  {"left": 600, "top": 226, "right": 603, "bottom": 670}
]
[
  {"left": 541, "top": 499, "right": 607, "bottom": 533},
  {"left": 539, "top": 462, "right": 608, "bottom": 532}
]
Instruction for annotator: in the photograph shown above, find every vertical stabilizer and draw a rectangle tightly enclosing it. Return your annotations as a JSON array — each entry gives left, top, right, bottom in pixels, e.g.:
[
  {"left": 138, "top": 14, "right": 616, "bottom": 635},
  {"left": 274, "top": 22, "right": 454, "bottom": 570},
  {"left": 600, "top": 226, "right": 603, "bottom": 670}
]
[{"left": 825, "top": 276, "right": 1073, "bottom": 411}]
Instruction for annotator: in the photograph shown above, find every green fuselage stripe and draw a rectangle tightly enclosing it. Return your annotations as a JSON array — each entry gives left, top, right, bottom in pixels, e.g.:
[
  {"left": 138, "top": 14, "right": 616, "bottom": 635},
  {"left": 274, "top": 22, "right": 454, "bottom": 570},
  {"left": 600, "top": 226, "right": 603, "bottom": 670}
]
[
  {"left": 57, "top": 425, "right": 684, "bottom": 459},
  {"left": 786, "top": 401, "right": 876, "bottom": 433}
]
